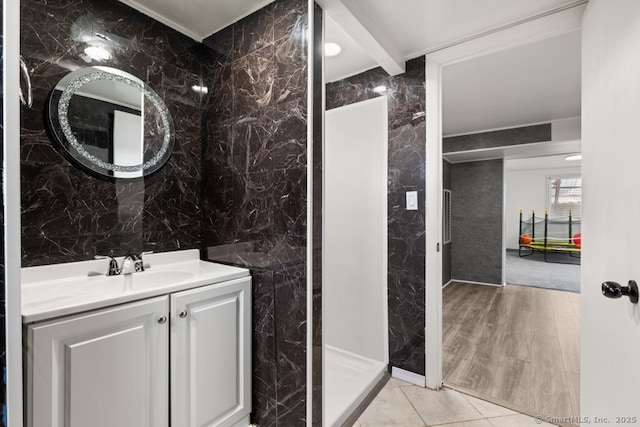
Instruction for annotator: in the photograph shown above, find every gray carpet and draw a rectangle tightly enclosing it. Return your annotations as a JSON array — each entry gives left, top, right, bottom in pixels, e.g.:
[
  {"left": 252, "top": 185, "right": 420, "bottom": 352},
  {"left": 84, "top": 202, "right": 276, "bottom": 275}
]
[{"left": 505, "top": 249, "right": 581, "bottom": 293}]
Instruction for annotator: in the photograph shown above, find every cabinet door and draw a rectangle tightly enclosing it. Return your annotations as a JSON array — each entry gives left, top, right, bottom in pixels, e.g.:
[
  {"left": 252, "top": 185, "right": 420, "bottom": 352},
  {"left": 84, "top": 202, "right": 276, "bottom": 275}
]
[
  {"left": 171, "top": 277, "right": 251, "bottom": 427},
  {"left": 26, "top": 296, "right": 169, "bottom": 427}
]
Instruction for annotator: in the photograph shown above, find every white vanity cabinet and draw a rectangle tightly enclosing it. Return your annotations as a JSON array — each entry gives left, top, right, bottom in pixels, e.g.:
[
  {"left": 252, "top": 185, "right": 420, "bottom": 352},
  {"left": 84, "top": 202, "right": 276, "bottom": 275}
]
[
  {"left": 25, "top": 276, "right": 252, "bottom": 427},
  {"left": 171, "top": 277, "right": 251, "bottom": 427},
  {"left": 26, "top": 296, "right": 170, "bottom": 427}
]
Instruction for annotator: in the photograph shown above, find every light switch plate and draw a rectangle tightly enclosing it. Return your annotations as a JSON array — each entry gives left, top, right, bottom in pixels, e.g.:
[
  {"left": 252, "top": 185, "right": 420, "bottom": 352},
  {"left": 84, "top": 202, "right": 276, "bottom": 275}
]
[{"left": 406, "top": 191, "right": 418, "bottom": 210}]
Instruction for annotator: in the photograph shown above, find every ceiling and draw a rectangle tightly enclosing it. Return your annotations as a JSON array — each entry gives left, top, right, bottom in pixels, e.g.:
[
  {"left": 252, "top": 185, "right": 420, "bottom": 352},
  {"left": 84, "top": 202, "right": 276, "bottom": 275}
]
[
  {"left": 325, "top": 15, "right": 378, "bottom": 86},
  {"left": 505, "top": 154, "right": 581, "bottom": 171},
  {"left": 117, "top": 0, "right": 274, "bottom": 41},
  {"left": 321, "top": 0, "right": 586, "bottom": 82},
  {"left": 321, "top": 0, "right": 585, "bottom": 160},
  {"left": 119, "top": 0, "right": 584, "bottom": 153},
  {"left": 442, "top": 30, "right": 581, "bottom": 136}
]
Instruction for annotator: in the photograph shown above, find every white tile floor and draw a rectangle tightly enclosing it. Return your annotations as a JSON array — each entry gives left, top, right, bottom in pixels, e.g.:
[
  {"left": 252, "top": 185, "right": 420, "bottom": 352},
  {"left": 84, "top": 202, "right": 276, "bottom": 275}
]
[{"left": 354, "top": 378, "right": 557, "bottom": 426}]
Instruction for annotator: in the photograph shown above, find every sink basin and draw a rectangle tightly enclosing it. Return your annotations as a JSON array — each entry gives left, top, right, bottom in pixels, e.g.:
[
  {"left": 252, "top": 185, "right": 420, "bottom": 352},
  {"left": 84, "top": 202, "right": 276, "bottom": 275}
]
[
  {"left": 91, "top": 270, "right": 196, "bottom": 293},
  {"left": 22, "top": 249, "right": 250, "bottom": 323}
]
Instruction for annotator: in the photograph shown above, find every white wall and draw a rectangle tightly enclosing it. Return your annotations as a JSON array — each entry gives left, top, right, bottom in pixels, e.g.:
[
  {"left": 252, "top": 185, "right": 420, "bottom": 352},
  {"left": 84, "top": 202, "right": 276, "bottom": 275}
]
[
  {"left": 505, "top": 163, "right": 580, "bottom": 249},
  {"left": 581, "top": 0, "right": 640, "bottom": 418},
  {"left": 324, "top": 97, "right": 388, "bottom": 363}
]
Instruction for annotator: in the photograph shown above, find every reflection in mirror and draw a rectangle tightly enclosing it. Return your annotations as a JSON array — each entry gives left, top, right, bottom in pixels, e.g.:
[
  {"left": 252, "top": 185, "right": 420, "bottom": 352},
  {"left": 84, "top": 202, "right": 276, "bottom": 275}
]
[{"left": 48, "top": 66, "right": 174, "bottom": 178}]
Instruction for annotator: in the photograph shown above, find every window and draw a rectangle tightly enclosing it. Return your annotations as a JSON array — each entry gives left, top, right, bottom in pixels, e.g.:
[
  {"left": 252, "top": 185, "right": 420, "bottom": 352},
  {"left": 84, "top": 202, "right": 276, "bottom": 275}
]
[
  {"left": 443, "top": 189, "right": 452, "bottom": 244},
  {"left": 548, "top": 176, "right": 582, "bottom": 218}
]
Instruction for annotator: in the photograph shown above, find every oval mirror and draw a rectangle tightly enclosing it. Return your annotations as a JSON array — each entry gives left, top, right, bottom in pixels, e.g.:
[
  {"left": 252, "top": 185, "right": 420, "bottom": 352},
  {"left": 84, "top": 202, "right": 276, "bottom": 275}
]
[{"left": 48, "top": 66, "right": 175, "bottom": 178}]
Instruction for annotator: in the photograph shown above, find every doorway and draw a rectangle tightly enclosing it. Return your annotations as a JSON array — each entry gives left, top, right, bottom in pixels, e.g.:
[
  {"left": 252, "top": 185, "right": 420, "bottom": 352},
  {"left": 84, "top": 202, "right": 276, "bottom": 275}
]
[
  {"left": 437, "top": 30, "right": 581, "bottom": 419},
  {"left": 505, "top": 157, "right": 582, "bottom": 292}
]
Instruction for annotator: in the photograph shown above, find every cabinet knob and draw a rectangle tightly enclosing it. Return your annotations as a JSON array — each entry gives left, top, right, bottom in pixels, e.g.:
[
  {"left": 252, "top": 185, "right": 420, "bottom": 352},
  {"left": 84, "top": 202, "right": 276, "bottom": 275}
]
[
  {"left": 157, "top": 315, "right": 167, "bottom": 324},
  {"left": 179, "top": 310, "right": 188, "bottom": 319}
]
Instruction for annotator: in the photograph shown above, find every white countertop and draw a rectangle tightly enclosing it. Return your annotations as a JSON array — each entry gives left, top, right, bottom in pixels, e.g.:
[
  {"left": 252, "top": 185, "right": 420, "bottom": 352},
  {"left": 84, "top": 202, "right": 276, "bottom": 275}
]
[{"left": 22, "top": 249, "right": 250, "bottom": 323}]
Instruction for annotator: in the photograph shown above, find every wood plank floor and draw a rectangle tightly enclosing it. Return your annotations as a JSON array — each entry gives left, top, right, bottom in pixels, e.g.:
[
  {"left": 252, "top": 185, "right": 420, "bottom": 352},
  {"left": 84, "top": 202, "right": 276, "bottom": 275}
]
[{"left": 443, "top": 281, "right": 580, "bottom": 419}]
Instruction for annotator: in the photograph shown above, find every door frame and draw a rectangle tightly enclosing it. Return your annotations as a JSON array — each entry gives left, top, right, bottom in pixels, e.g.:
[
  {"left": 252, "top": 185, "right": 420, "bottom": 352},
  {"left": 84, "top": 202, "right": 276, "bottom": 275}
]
[
  {"left": 4, "top": 0, "right": 25, "bottom": 424},
  {"left": 423, "top": 3, "right": 586, "bottom": 389}
]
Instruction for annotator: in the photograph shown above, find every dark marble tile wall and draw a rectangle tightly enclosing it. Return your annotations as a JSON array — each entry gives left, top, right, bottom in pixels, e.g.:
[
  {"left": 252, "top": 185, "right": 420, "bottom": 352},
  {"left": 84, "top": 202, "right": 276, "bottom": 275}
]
[
  {"left": 20, "top": 0, "right": 206, "bottom": 266},
  {"left": 443, "top": 123, "right": 552, "bottom": 153},
  {"left": 21, "top": 0, "right": 317, "bottom": 423},
  {"left": 450, "top": 159, "right": 503, "bottom": 284},
  {"left": 202, "top": 0, "right": 313, "bottom": 424},
  {"left": 326, "top": 57, "right": 427, "bottom": 375},
  {"left": 442, "top": 159, "right": 451, "bottom": 286},
  {"left": 233, "top": 262, "right": 307, "bottom": 427}
]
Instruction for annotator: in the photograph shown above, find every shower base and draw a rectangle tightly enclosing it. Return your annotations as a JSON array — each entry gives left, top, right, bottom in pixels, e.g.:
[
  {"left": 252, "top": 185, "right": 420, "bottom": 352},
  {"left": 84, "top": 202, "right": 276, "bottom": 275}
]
[{"left": 324, "top": 345, "right": 387, "bottom": 426}]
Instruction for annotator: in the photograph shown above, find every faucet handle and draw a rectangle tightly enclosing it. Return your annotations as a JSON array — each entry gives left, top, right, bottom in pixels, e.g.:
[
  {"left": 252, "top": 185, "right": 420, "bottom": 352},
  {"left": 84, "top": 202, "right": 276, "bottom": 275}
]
[
  {"left": 124, "top": 253, "right": 146, "bottom": 273},
  {"left": 94, "top": 255, "right": 121, "bottom": 276},
  {"left": 140, "top": 251, "right": 153, "bottom": 270}
]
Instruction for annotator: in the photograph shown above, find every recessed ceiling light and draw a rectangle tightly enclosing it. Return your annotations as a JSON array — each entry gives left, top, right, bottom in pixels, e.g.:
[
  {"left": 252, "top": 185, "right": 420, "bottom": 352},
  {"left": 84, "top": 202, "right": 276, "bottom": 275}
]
[
  {"left": 565, "top": 154, "right": 582, "bottom": 161},
  {"left": 373, "top": 85, "right": 387, "bottom": 94},
  {"left": 84, "top": 45, "right": 111, "bottom": 61},
  {"left": 324, "top": 42, "right": 342, "bottom": 57}
]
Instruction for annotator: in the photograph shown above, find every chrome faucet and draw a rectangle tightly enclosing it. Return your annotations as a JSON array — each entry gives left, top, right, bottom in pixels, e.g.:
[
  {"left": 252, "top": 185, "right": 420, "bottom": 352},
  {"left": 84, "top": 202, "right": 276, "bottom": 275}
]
[
  {"left": 95, "top": 252, "right": 152, "bottom": 276},
  {"left": 94, "top": 255, "right": 121, "bottom": 276},
  {"left": 121, "top": 253, "right": 145, "bottom": 274}
]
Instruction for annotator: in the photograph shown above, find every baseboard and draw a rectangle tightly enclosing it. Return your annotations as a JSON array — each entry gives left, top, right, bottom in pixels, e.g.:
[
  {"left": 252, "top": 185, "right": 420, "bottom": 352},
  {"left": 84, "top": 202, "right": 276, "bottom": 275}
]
[
  {"left": 450, "top": 279, "right": 504, "bottom": 288},
  {"left": 391, "top": 366, "right": 425, "bottom": 387},
  {"left": 442, "top": 280, "right": 453, "bottom": 289}
]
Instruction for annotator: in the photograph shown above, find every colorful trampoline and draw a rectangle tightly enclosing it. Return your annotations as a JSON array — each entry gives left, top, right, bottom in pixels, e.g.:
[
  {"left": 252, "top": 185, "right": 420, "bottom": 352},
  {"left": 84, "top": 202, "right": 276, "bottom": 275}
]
[{"left": 519, "top": 210, "right": 581, "bottom": 263}]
